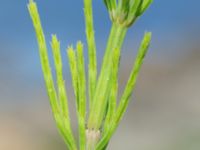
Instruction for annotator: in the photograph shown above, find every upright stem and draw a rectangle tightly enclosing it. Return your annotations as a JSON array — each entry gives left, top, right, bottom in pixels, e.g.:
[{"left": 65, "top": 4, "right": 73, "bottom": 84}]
[
  {"left": 96, "top": 33, "right": 152, "bottom": 150},
  {"left": 84, "top": 0, "right": 97, "bottom": 108},
  {"left": 77, "top": 42, "right": 87, "bottom": 150},
  {"left": 28, "top": 2, "right": 77, "bottom": 149},
  {"left": 87, "top": 23, "right": 128, "bottom": 131}
]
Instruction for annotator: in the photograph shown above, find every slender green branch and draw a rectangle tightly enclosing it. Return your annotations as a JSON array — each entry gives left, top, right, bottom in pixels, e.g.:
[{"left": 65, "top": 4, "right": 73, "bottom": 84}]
[
  {"left": 51, "top": 35, "right": 69, "bottom": 119},
  {"left": 67, "top": 43, "right": 87, "bottom": 150},
  {"left": 88, "top": 23, "right": 127, "bottom": 130},
  {"left": 83, "top": 0, "right": 97, "bottom": 108},
  {"left": 76, "top": 41, "right": 87, "bottom": 150},
  {"left": 96, "top": 32, "right": 152, "bottom": 150},
  {"left": 67, "top": 46, "right": 79, "bottom": 108},
  {"left": 51, "top": 35, "right": 77, "bottom": 149},
  {"left": 28, "top": 0, "right": 153, "bottom": 149},
  {"left": 28, "top": 1, "right": 77, "bottom": 149},
  {"left": 67, "top": 46, "right": 87, "bottom": 150},
  {"left": 103, "top": 47, "right": 120, "bottom": 135},
  {"left": 28, "top": 0, "right": 59, "bottom": 115},
  {"left": 116, "top": 32, "right": 151, "bottom": 124},
  {"left": 76, "top": 42, "right": 86, "bottom": 119}
]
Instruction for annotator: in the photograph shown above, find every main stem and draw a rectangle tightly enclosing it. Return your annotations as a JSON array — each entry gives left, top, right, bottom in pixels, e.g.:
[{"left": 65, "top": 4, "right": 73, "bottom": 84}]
[{"left": 86, "top": 23, "right": 128, "bottom": 149}]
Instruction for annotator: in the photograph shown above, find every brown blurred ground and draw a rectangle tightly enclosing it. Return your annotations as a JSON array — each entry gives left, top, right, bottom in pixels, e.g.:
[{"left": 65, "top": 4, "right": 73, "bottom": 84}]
[{"left": 0, "top": 49, "right": 200, "bottom": 150}]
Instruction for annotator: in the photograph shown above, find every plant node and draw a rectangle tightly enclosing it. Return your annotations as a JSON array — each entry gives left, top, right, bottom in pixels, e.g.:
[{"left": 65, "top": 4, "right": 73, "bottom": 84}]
[{"left": 86, "top": 129, "right": 101, "bottom": 150}]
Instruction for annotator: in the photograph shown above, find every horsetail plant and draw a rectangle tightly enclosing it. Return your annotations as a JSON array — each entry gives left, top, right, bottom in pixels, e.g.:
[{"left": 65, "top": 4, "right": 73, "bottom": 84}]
[{"left": 28, "top": 0, "right": 153, "bottom": 149}]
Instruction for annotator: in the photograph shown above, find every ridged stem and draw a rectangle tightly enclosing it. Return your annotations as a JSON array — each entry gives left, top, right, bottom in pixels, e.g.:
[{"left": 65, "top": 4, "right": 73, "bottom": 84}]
[
  {"left": 28, "top": 1, "right": 77, "bottom": 149},
  {"left": 88, "top": 23, "right": 128, "bottom": 131},
  {"left": 84, "top": 0, "right": 97, "bottom": 108},
  {"left": 96, "top": 32, "right": 152, "bottom": 150}
]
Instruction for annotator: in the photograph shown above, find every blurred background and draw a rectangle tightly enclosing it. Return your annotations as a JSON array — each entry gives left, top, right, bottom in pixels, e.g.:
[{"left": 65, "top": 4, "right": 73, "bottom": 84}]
[{"left": 0, "top": 0, "right": 200, "bottom": 150}]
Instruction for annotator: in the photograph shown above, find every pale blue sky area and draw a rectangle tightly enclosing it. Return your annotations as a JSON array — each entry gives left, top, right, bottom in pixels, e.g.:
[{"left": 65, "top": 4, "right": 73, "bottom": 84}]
[
  {"left": 0, "top": 0, "right": 199, "bottom": 42},
  {"left": 0, "top": 0, "right": 200, "bottom": 100}
]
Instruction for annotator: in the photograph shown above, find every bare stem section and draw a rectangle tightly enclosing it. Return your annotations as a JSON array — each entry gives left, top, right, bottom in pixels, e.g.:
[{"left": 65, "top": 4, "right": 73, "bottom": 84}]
[{"left": 86, "top": 129, "right": 101, "bottom": 150}]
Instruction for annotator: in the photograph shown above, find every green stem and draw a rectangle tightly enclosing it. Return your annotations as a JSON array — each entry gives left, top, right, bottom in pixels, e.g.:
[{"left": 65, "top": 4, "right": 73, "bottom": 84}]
[
  {"left": 51, "top": 35, "right": 70, "bottom": 122},
  {"left": 77, "top": 42, "right": 87, "bottom": 150},
  {"left": 88, "top": 23, "right": 128, "bottom": 130},
  {"left": 28, "top": 2, "right": 77, "bottom": 149},
  {"left": 103, "top": 46, "right": 120, "bottom": 135},
  {"left": 51, "top": 35, "right": 77, "bottom": 150},
  {"left": 96, "top": 32, "right": 151, "bottom": 150},
  {"left": 84, "top": 0, "right": 97, "bottom": 108}
]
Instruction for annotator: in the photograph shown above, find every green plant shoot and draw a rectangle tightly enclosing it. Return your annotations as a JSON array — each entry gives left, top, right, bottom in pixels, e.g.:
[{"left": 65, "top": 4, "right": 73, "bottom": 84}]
[{"left": 28, "top": 0, "right": 153, "bottom": 149}]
